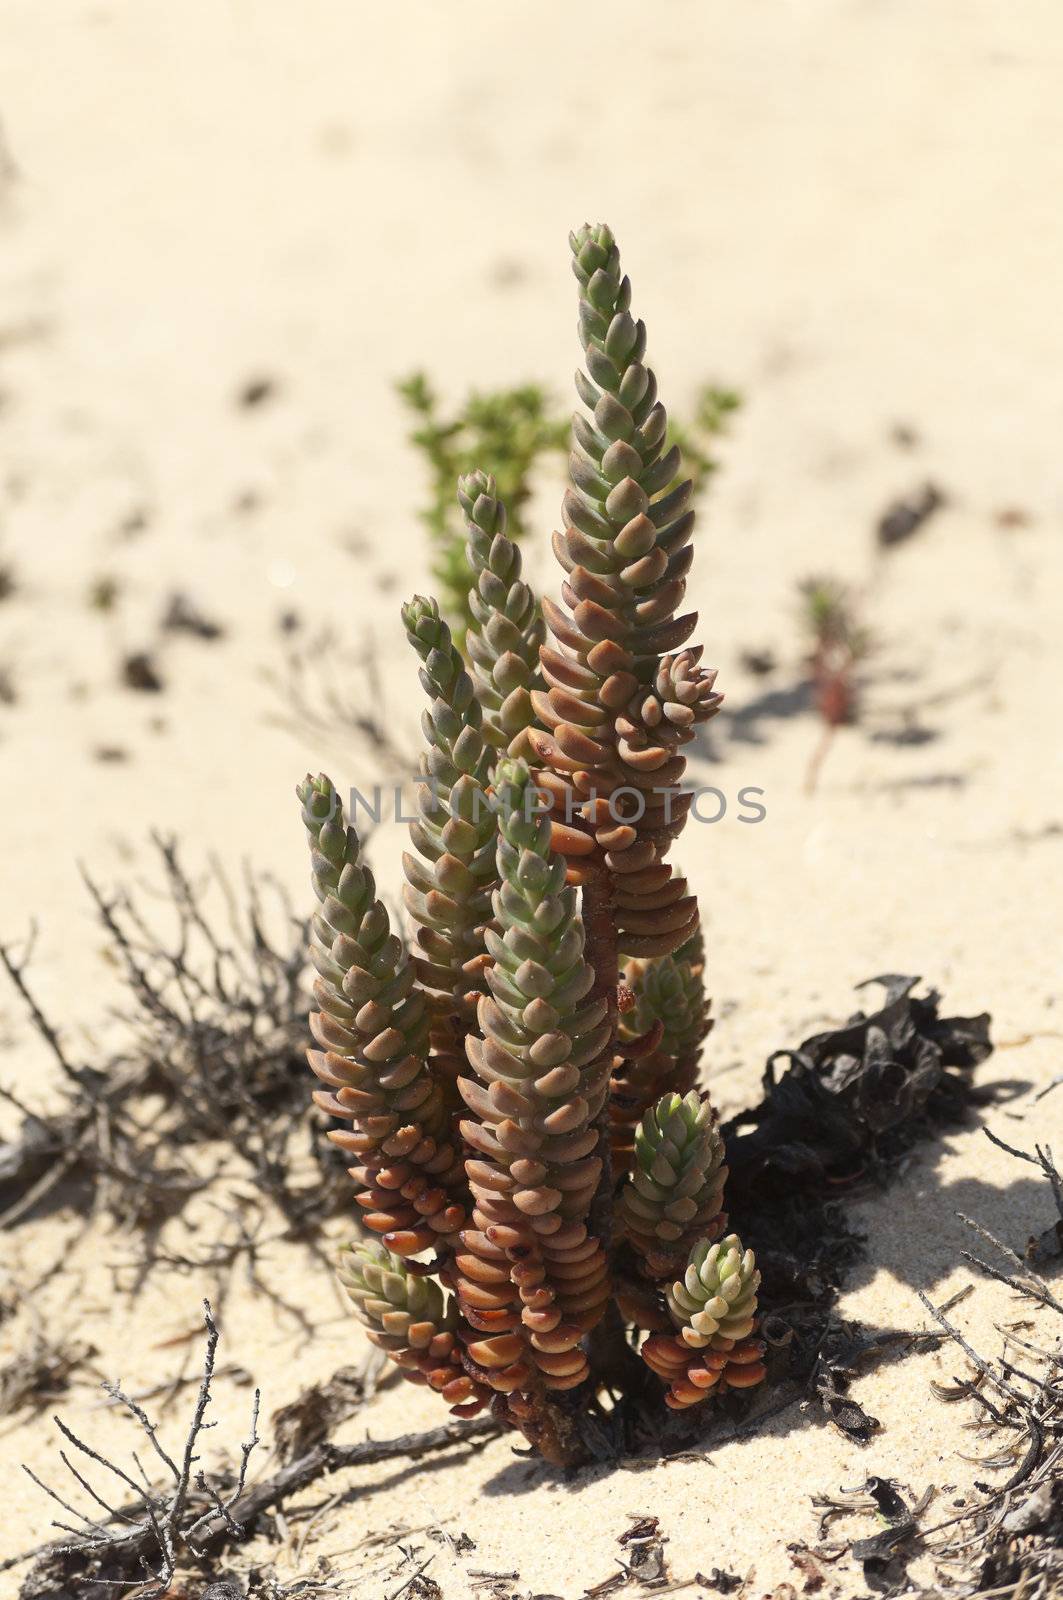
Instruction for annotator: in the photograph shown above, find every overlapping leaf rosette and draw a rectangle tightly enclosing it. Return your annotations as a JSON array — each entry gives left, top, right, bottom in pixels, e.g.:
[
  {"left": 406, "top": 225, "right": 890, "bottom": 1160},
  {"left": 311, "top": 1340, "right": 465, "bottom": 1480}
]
[
  {"left": 337, "top": 1240, "right": 489, "bottom": 1416},
  {"left": 641, "top": 1236, "right": 767, "bottom": 1408}
]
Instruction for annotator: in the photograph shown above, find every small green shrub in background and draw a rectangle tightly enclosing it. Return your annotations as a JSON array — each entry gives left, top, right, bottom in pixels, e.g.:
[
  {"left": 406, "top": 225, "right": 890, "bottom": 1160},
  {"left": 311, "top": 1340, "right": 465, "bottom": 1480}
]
[
  {"left": 396, "top": 372, "right": 569, "bottom": 636},
  {"left": 397, "top": 371, "right": 742, "bottom": 640},
  {"left": 667, "top": 383, "right": 743, "bottom": 495}
]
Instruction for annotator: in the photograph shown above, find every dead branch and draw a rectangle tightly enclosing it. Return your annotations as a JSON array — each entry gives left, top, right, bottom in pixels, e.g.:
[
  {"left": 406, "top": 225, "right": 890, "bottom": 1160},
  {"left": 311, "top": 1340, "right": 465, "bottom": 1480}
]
[
  {"left": 11, "top": 1300, "right": 502, "bottom": 1599},
  {"left": 1, "top": 842, "right": 351, "bottom": 1319}
]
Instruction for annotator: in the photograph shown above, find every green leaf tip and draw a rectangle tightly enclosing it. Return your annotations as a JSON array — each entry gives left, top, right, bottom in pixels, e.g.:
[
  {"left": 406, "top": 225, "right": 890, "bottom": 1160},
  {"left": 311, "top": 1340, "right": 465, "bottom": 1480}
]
[{"left": 667, "top": 1233, "right": 760, "bottom": 1350}]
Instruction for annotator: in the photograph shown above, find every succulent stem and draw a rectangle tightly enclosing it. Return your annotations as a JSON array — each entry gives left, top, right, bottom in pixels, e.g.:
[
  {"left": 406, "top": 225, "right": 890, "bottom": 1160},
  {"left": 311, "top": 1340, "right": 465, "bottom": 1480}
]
[
  {"left": 401, "top": 597, "right": 498, "bottom": 1093},
  {"left": 459, "top": 470, "right": 545, "bottom": 760},
  {"left": 296, "top": 773, "right": 467, "bottom": 1257},
  {"left": 455, "top": 758, "right": 611, "bottom": 1448}
]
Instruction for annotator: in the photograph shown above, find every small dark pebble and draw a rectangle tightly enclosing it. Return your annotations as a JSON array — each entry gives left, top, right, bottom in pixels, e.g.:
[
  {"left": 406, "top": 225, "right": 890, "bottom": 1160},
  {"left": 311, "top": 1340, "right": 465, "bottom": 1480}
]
[
  {"left": 121, "top": 651, "right": 164, "bottom": 693},
  {"left": 236, "top": 375, "right": 279, "bottom": 409},
  {"left": 277, "top": 608, "right": 301, "bottom": 634},
  {"left": 93, "top": 745, "right": 129, "bottom": 763},
  {"left": 740, "top": 647, "right": 777, "bottom": 676},
  {"left": 0, "top": 563, "right": 16, "bottom": 601},
  {"left": 118, "top": 506, "right": 150, "bottom": 538}
]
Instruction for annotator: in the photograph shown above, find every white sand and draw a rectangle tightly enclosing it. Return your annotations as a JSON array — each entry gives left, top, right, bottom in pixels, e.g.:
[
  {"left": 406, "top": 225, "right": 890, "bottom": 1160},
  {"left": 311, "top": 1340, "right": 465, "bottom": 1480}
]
[{"left": 1, "top": 3, "right": 1061, "bottom": 1594}]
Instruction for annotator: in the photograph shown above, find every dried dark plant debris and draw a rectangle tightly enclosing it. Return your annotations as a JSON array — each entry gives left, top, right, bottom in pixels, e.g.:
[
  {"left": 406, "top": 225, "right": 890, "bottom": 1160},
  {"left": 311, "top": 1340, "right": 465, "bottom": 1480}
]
[
  {"left": 726, "top": 976, "right": 991, "bottom": 1194},
  {"left": 876, "top": 481, "right": 946, "bottom": 550},
  {"left": 848, "top": 1477, "right": 924, "bottom": 1586},
  {"left": 814, "top": 1476, "right": 932, "bottom": 1593},
  {"left": 0, "top": 1320, "right": 98, "bottom": 1416},
  {"left": 121, "top": 648, "right": 165, "bottom": 692},
  {"left": 718, "top": 976, "right": 992, "bottom": 1435},
  {"left": 785, "top": 1542, "right": 830, "bottom": 1594},
  {"left": 695, "top": 1569, "right": 743, "bottom": 1594},
  {"left": 12, "top": 1303, "right": 500, "bottom": 1599},
  {"left": 162, "top": 591, "right": 226, "bottom": 642},
  {"left": 16, "top": 1302, "right": 261, "bottom": 1600},
  {"left": 0, "top": 839, "right": 347, "bottom": 1300},
  {"left": 269, "top": 1365, "right": 369, "bottom": 1464},
  {"left": 806, "top": 1139, "right": 1063, "bottom": 1597},
  {"left": 244, "top": 1570, "right": 352, "bottom": 1600},
  {"left": 615, "top": 1513, "right": 669, "bottom": 1587}
]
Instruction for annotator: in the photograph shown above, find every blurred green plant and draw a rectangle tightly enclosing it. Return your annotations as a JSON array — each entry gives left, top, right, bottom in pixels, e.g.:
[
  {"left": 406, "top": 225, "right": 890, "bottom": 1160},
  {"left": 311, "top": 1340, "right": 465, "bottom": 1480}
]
[
  {"left": 397, "top": 372, "right": 742, "bottom": 640},
  {"left": 87, "top": 574, "right": 121, "bottom": 613},
  {"left": 396, "top": 372, "right": 568, "bottom": 636},
  {"left": 666, "top": 383, "right": 743, "bottom": 496}
]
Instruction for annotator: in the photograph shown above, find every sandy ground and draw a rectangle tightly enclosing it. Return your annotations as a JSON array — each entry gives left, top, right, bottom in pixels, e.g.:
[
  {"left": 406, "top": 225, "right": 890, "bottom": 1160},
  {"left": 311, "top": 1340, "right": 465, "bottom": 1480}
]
[{"left": 1, "top": 2, "right": 1062, "bottom": 1595}]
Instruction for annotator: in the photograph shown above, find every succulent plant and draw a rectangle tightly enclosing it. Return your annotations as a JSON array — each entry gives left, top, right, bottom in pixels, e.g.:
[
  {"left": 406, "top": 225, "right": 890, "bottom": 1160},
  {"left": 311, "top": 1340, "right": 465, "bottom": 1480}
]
[
  {"left": 667, "top": 1234, "right": 760, "bottom": 1346},
  {"left": 400, "top": 596, "right": 497, "bottom": 1089},
  {"left": 338, "top": 1239, "right": 488, "bottom": 1415},
  {"left": 296, "top": 226, "right": 765, "bottom": 1463},
  {"left": 611, "top": 943, "right": 713, "bottom": 1172},
  {"left": 297, "top": 774, "right": 467, "bottom": 1258},
  {"left": 641, "top": 1234, "right": 766, "bottom": 1408},
  {"left": 618, "top": 1090, "right": 727, "bottom": 1277}
]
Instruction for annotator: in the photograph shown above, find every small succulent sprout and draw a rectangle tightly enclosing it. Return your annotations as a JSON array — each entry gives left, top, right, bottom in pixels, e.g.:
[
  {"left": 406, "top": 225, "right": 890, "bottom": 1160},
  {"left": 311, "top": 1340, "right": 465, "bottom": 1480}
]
[
  {"left": 619, "top": 1090, "right": 727, "bottom": 1263},
  {"left": 640, "top": 1326, "right": 767, "bottom": 1408},
  {"left": 338, "top": 1240, "right": 488, "bottom": 1416},
  {"left": 641, "top": 1229, "right": 766, "bottom": 1408},
  {"left": 611, "top": 947, "right": 712, "bottom": 1173},
  {"left": 339, "top": 1238, "right": 457, "bottom": 1353},
  {"left": 614, "top": 647, "right": 723, "bottom": 763},
  {"left": 622, "top": 953, "right": 711, "bottom": 1061},
  {"left": 666, "top": 1233, "right": 760, "bottom": 1349}
]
